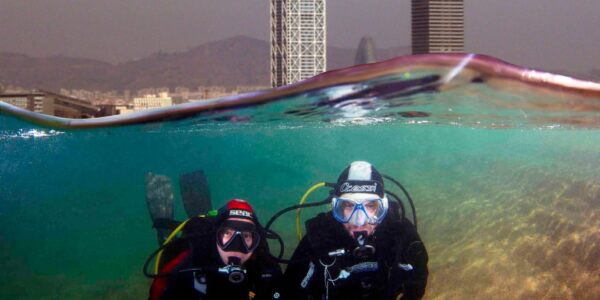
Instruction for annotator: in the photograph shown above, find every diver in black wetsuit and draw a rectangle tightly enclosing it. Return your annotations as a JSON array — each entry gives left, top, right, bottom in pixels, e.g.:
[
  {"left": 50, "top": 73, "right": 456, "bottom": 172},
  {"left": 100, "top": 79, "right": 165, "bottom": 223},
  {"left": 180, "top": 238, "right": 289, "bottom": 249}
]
[
  {"left": 284, "top": 161, "right": 428, "bottom": 300},
  {"left": 148, "top": 199, "right": 283, "bottom": 300}
]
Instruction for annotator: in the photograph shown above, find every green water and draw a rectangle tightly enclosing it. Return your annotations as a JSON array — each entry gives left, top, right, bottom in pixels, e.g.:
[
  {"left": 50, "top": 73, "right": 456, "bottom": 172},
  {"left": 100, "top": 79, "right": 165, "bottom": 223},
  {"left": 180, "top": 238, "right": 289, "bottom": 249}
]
[{"left": 2, "top": 117, "right": 599, "bottom": 299}]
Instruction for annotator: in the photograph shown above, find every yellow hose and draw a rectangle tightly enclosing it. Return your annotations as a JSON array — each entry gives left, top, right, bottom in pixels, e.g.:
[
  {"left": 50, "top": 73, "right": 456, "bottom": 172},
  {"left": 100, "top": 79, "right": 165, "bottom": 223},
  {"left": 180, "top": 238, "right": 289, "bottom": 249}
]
[
  {"left": 296, "top": 182, "right": 326, "bottom": 241},
  {"left": 154, "top": 218, "right": 191, "bottom": 274}
]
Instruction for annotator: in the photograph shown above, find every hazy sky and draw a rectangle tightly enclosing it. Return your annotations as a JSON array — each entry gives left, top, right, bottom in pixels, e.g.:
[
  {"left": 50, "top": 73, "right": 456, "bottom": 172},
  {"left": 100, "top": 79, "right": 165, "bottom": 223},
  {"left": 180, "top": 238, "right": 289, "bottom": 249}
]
[{"left": 1, "top": 0, "right": 598, "bottom": 73}]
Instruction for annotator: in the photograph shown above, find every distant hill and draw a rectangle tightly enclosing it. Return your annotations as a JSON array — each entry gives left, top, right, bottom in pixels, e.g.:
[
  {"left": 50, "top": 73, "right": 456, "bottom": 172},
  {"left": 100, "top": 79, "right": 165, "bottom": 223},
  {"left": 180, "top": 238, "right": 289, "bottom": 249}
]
[
  {"left": 0, "top": 36, "right": 411, "bottom": 92},
  {"left": 0, "top": 52, "right": 114, "bottom": 90},
  {"left": 112, "top": 36, "right": 271, "bottom": 90},
  {"left": 0, "top": 36, "right": 271, "bottom": 91}
]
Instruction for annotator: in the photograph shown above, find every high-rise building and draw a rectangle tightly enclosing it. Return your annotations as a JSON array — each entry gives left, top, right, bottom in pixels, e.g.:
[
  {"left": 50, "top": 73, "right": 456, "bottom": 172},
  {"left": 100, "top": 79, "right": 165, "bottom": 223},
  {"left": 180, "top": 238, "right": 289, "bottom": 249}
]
[
  {"left": 271, "top": 0, "right": 288, "bottom": 88},
  {"left": 412, "top": 0, "right": 464, "bottom": 54},
  {"left": 271, "top": 0, "right": 326, "bottom": 87}
]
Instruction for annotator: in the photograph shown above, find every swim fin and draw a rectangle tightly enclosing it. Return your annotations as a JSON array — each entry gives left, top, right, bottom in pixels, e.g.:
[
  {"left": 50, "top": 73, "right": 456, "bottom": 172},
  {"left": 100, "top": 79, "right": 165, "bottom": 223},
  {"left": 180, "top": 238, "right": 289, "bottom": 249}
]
[
  {"left": 145, "top": 172, "right": 175, "bottom": 245},
  {"left": 179, "top": 170, "right": 212, "bottom": 218}
]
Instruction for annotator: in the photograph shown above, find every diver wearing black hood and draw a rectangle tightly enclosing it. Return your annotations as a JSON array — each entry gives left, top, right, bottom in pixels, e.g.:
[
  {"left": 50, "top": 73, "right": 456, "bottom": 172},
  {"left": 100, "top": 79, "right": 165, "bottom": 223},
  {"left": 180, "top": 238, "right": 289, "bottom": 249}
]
[
  {"left": 283, "top": 162, "right": 428, "bottom": 300},
  {"left": 149, "top": 199, "right": 283, "bottom": 300}
]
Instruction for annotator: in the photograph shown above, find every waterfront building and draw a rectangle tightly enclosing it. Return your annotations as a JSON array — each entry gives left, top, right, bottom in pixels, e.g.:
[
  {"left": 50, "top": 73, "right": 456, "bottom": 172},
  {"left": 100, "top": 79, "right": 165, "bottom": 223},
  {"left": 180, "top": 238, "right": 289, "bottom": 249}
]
[
  {"left": 271, "top": 0, "right": 326, "bottom": 87},
  {"left": 412, "top": 0, "right": 464, "bottom": 54},
  {"left": 132, "top": 92, "right": 173, "bottom": 111},
  {"left": 0, "top": 90, "right": 98, "bottom": 118},
  {"left": 0, "top": 94, "right": 29, "bottom": 110},
  {"left": 116, "top": 105, "right": 135, "bottom": 115}
]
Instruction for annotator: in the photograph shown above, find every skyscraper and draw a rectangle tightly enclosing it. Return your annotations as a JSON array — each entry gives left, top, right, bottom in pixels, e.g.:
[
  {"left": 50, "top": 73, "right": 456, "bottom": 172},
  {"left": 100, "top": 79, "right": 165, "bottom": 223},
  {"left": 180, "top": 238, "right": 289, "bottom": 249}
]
[
  {"left": 270, "top": 0, "right": 288, "bottom": 88},
  {"left": 411, "top": 0, "right": 464, "bottom": 54},
  {"left": 271, "top": 0, "right": 326, "bottom": 87}
]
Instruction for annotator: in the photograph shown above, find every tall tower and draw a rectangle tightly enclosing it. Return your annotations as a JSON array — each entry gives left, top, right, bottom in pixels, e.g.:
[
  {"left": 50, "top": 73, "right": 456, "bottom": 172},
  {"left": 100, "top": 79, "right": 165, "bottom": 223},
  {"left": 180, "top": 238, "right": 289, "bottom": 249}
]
[
  {"left": 411, "top": 0, "right": 464, "bottom": 54},
  {"left": 270, "top": 0, "right": 288, "bottom": 88},
  {"left": 271, "top": 0, "right": 326, "bottom": 87}
]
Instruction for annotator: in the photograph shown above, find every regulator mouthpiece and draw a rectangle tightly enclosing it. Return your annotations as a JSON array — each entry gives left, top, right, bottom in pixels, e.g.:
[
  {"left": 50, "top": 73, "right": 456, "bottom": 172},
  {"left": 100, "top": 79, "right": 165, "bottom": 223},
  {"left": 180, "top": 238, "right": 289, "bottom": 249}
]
[
  {"left": 352, "top": 231, "right": 376, "bottom": 259},
  {"left": 218, "top": 256, "right": 246, "bottom": 284}
]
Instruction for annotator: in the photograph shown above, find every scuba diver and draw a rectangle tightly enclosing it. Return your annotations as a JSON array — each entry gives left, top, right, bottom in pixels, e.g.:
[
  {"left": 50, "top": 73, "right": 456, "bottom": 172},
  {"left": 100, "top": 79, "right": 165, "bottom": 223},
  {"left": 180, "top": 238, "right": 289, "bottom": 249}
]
[
  {"left": 282, "top": 161, "right": 428, "bottom": 300},
  {"left": 144, "top": 171, "right": 283, "bottom": 299}
]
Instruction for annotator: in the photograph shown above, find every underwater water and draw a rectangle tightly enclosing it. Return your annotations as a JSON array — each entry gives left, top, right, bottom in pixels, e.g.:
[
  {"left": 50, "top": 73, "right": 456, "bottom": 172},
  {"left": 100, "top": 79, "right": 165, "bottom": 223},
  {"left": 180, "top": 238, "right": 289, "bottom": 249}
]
[{"left": 1, "top": 54, "right": 600, "bottom": 299}]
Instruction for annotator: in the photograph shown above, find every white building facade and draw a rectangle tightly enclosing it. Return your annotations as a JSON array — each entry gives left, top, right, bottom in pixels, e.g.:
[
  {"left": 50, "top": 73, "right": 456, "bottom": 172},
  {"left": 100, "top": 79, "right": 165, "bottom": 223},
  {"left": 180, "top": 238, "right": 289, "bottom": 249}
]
[
  {"left": 133, "top": 93, "right": 173, "bottom": 111},
  {"left": 271, "top": 0, "right": 326, "bottom": 87}
]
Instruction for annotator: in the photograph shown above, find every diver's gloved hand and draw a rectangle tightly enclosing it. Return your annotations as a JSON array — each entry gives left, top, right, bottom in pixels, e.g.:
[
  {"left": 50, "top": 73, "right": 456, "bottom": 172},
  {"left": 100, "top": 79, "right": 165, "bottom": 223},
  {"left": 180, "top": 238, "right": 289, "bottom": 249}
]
[
  {"left": 396, "top": 241, "right": 428, "bottom": 300},
  {"left": 405, "top": 241, "right": 428, "bottom": 270}
]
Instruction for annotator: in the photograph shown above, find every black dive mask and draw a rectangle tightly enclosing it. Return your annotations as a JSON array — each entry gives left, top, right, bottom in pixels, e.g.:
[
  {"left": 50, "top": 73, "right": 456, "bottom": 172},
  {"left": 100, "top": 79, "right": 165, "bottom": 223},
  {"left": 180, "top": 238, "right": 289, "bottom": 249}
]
[
  {"left": 352, "top": 231, "right": 376, "bottom": 259},
  {"left": 216, "top": 220, "right": 260, "bottom": 254},
  {"left": 218, "top": 256, "right": 246, "bottom": 284}
]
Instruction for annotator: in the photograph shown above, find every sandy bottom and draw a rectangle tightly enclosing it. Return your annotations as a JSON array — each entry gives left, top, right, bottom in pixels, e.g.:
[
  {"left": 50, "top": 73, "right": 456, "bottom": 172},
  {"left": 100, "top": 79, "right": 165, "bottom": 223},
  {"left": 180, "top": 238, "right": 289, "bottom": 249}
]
[{"left": 419, "top": 165, "right": 600, "bottom": 300}]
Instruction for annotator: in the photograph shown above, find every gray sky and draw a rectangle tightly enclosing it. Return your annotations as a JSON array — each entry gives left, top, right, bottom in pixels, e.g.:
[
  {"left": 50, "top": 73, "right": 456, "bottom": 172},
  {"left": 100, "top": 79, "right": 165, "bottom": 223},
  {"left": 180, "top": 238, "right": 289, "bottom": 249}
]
[{"left": 0, "top": 0, "right": 598, "bottom": 73}]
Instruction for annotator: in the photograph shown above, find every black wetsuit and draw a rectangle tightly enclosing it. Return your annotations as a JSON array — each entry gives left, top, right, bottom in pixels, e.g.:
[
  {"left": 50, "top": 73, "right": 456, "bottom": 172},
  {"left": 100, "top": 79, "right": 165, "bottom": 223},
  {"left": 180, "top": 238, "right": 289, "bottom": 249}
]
[
  {"left": 283, "top": 203, "right": 428, "bottom": 300},
  {"left": 150, "top": 217, "right": 283, "bottom": 300}
]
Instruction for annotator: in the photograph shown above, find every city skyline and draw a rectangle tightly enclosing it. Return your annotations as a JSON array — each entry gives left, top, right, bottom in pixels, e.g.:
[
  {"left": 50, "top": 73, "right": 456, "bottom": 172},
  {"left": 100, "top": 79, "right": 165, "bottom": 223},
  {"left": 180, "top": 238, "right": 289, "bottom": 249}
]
[{"left": 0, "top": 1, "right": 599, "bottom": 74}]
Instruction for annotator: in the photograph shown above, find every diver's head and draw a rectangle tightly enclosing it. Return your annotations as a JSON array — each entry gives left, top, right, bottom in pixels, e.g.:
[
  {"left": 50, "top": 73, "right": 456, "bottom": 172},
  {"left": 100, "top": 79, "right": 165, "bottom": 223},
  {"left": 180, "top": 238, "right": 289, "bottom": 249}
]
[
  {"left": 215, "top": 199, "right": 261, "bottom": 266},
  {"left": 331, "top": 161, "right": 388, "bottom": 237}
]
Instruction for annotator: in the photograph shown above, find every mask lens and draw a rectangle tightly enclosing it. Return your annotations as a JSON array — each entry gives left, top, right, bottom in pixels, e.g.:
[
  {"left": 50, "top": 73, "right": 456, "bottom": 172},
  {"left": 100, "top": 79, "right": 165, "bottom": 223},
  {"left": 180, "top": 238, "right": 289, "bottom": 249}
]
[
  {"left": 241, "top": 231, "right": 256, "bottom": 248},
  {"left": 363, "top": 199, "right": 385, "bottom": 223},
  {"left": 217, "top": 228, "right": 236, "bottom": 246},
  {"left": 333, "top": 198, "right": 357, "bottom": 223}
]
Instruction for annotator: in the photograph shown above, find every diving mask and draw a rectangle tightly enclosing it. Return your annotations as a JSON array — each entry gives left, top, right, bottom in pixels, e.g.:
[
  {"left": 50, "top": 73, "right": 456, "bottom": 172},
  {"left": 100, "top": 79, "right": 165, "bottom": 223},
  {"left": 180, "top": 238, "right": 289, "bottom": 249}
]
[
  {"left": 216, "top": 220, "right": 260, "bottom": 254},
  {"left": 331, "top": 195, "right": 388, "bottom": 226}
]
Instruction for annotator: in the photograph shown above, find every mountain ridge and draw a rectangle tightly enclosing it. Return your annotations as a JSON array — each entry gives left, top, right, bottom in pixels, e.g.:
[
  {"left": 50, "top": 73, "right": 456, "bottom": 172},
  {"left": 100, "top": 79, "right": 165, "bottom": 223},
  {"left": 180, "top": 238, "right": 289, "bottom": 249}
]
[
  {"left": 0, "top": 36, "right": 411, "bottom": 92},
  {"left": 2, "top": 36, "right": 597, "bottom": 92}
]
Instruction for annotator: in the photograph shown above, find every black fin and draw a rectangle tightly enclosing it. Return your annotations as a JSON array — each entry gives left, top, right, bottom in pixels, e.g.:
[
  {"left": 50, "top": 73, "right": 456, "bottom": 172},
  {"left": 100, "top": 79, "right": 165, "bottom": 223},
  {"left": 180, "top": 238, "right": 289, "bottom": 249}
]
[
  {"left": 179, "top": 170, "right": 212, "bottom": 218},
  {"left": 145, "top": 172, "right": 175, "bottom": 245}
]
